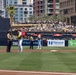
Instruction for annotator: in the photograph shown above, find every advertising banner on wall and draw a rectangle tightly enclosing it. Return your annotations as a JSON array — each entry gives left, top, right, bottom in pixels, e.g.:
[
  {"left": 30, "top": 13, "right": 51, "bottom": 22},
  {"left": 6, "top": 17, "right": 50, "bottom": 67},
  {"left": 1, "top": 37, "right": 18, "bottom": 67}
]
[
  {"left": 12, "top": 40, "right": 38, "bottom": 46},
  {"left": 47, "top": 40, "right": 65, "bottom": 47},
  {"left": 12, "top": 40, "right": 47, "bottom": 46},
  {"left": 68, "top": 40, "right": 76, "bottom": 47}
]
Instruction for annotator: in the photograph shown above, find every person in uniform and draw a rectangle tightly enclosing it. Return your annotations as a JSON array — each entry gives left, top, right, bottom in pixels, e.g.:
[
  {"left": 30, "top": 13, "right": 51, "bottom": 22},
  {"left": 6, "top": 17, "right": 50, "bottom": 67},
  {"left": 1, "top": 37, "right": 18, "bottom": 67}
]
[
  {"left": 29, "top": 36, "right": 34, "bottom": 49},
  {"left": 37, "top": 33, "right": 42, "bottom": 49},
  {"left": 6, "top": 31, "right": 12, "bottom": 52},
  {"left": 17, "top": 29, "right": 23, "bottom": 52}
]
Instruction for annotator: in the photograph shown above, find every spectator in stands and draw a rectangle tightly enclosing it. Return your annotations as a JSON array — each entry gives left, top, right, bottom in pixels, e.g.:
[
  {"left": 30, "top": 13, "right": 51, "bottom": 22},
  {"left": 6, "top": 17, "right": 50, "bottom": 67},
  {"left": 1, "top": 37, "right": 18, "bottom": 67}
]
[
  {"left": 6, "top": 30, "right": 13, "bottom": 52},
  {"left": 33, "top": 32, "right": 37, "bottom": 39},
  {"left": 22, "top": 27, "right": 26, "bottom": 39}
]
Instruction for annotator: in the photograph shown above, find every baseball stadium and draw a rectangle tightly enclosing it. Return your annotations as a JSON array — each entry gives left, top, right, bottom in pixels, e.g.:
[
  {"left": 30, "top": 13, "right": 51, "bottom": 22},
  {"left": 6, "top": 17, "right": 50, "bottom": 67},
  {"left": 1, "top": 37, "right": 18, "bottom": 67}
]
[
  {"left": 0, "top": 0, "right": 76, "bottom": 74},
  {"left": 0, "top": 16, "right": 76, "bottom": 75}
]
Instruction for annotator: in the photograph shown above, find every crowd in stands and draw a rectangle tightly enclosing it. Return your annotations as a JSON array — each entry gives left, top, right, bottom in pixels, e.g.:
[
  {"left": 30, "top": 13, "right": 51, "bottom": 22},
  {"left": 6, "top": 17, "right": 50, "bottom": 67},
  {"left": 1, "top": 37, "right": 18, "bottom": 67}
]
[{"left": 13, "top": 20, "right": 75, "bottom": 32}]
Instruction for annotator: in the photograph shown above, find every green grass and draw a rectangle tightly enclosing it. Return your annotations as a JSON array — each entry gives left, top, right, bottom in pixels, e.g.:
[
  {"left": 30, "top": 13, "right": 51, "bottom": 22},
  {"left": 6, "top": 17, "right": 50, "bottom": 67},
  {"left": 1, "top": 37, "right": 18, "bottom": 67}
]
[
  {"left": 1, "top": 46, "right": 76, "bottom": 51},
  {"left": 0, "top": 46, "right": 76, "bottom": 72}
]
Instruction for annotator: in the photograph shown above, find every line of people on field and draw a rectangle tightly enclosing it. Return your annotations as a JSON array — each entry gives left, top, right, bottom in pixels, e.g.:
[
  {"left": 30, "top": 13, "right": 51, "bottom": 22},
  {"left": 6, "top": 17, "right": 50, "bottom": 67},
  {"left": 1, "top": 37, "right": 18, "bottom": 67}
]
[
  {"left": 6, "top": 29, "right": 42, "bottom": 52},
  {"left": 6, "top": 29, "right": 24, "bottom": 52}
]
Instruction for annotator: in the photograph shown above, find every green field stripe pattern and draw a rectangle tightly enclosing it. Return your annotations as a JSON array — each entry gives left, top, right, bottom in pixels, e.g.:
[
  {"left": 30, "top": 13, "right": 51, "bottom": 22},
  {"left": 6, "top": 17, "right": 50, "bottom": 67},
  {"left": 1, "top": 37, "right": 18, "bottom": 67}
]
[
  {"left": 1, "top": 46, "right": 76, "bottom": 51},
  {"left": 41, "top": 52, "right": 69, "bottom": 72},
  {"left": 0, "top": 52, "right": 76, "bottom": 72},
  {"left": 17, "top": 52, "right": 42, "bottom": 71},
  {"left": 0, "top": 53, "right": 30, "bottom": 70}
]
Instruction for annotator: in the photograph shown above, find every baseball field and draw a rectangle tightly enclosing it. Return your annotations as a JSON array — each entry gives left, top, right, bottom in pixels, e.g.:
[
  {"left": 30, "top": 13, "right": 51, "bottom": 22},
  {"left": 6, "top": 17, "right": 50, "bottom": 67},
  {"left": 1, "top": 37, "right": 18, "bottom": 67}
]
[{"left": 0, "top": 46, "right": 76, "bottom": 75}]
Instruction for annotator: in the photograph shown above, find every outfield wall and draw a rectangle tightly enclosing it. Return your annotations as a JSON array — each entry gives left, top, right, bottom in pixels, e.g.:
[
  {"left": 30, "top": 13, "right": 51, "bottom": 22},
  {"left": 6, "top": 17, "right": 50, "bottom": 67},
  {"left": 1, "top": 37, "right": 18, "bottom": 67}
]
[
  {"left": 68, "top": 40, "right": 76, "bottom": 47},
  {"left": 12, "top": 40, "right": 68, "bottom": 47},
  {"left": 2, "top": 39, "right": 76, "bottom": 47},
  {"left": 12, "top": 40, "right": 47, "bottom": 46},
  {"left": 47, "top": 40, "right": 65, "bottom": 47}
]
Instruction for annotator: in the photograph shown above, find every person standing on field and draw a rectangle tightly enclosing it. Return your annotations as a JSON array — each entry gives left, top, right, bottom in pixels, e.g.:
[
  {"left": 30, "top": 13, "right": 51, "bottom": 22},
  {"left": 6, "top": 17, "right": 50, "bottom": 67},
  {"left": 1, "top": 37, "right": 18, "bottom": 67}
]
[
  {"left": 37, "top": 33, "right": 42, "bottom": 49},
  {"left": 29, "top": 36, "right": 34, "bottom": 49},
  {"left": 6, "top": 31, "right": 13, "bottom": 52},
  {"left": 17, "top": 29, "right": 23, "bottom": 52}
]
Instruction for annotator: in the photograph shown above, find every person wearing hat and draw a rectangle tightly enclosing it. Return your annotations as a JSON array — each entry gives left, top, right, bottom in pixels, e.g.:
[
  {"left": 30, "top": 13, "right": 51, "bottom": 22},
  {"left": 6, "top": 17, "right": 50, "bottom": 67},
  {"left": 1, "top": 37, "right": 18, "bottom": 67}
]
[
  {"left": 37, "top": 33, "right": 42, "bottom": 49},
  {"left": 6, "top": 31, "right": 13, "bottom": 52},
  {"left": 17, "top": 29, "right": 23, "bottom": 52},
  {"left": 29, "top": 35, "right": 34, "bottom": 49}
]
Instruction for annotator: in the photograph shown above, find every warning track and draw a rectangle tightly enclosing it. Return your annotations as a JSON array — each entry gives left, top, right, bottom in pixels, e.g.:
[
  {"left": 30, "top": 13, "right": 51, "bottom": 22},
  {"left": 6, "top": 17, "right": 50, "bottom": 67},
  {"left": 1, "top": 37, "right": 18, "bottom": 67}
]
[{"left": 0, "top": 70, "right": 76, "bottom": 75}]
